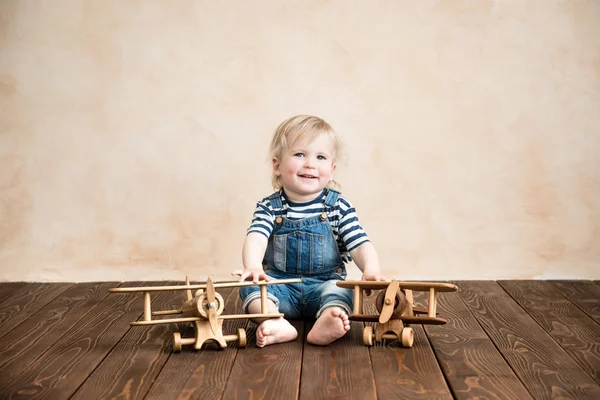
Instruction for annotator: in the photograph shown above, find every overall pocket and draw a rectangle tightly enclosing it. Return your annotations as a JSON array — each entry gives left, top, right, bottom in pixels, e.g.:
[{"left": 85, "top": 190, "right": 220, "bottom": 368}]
[{"left": 273, "top": 231, "right": 324, "bottom": 274}]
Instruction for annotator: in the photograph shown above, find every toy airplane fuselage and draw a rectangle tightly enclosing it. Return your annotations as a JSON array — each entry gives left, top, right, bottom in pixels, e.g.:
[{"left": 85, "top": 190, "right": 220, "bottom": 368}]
[
  {"left": 109, "top": 276, "right": 301, "bottom": 351},
  {"left": 336, "top": 280, "right": 458, "bottom": 347}
]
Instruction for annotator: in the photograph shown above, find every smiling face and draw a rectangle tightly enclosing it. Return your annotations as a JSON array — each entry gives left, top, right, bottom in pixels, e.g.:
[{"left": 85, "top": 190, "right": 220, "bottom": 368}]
[{"left": 273, "top": 133, "right": 337, "bottom": 203}]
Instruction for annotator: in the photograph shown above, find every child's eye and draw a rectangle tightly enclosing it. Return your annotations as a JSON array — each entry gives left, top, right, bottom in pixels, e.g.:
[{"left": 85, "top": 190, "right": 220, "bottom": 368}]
[
  {"left": 317, "top": 155, "right": 327, "bottom": 160},
  {"left": 294, "top": 153, "right": 305, "bottom": 158}
]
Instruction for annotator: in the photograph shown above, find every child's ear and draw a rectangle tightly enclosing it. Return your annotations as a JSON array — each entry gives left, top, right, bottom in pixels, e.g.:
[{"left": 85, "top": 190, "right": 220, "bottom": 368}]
[
  {"left": 272, "top": 157, "right": 281, "bottom": 175},
  {"left": 332, "top": 163, "right": 337, "bottom": 174}
]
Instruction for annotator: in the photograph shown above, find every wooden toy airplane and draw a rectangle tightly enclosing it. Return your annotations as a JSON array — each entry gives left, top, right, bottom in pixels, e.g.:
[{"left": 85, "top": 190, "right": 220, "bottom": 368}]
[
  {"left": 109, "top": 276, "right": 301, "bottom": 352},
  {"left": 336, "top": 280, "right": 457, "bottom": 347}
]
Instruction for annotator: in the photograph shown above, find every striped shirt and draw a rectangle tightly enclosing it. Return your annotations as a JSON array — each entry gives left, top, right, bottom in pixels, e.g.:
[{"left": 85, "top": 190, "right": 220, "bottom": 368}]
[{"left": 247, "top": 189, "right": 370, "bottom": 262}]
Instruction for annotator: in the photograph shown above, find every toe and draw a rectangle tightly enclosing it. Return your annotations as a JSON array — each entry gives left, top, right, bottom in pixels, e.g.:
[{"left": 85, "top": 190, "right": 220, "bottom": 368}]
[{"left": 330, "top": 307, "right": 342, "bottom": 318}]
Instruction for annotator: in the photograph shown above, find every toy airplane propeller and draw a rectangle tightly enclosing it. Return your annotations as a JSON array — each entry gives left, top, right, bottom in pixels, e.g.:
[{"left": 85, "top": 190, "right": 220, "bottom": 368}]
[
  {"left": 109, "top": 276, "right": 300, "bottom": 351},
  {"left": 336, "top": 280, "right": 457, "bottom": 347},
  {"left": 379, "top": 280, "right": 400, "bottom": 324},
  {"left": 205, "top": 279, "right": 218, "bottom": 334}
]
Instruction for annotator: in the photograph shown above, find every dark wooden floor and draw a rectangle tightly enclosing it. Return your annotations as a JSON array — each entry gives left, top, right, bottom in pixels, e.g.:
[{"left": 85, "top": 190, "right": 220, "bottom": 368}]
[{"left": 0, "top": 280, "right": 599, "bottom": 399}]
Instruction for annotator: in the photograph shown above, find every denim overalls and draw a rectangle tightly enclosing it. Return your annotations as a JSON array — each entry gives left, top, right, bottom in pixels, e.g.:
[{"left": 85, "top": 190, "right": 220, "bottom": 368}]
[{"left": 240, "top": 189, "right": 354, "bottom": 318}]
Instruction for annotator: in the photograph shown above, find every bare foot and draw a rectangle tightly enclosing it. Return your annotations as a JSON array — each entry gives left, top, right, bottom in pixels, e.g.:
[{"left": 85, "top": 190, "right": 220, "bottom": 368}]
[
  {"left": 307, "top": 307, "right": 351, "bottom": 345},
  {"left": 256, "top": 318, "right": 298, "bottom": 347}
]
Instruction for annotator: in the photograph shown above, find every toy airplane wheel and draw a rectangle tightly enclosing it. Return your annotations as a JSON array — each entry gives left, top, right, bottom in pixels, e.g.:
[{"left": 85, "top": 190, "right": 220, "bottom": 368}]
[
  {"left": 363, "top": 326, "right": 374, "bottom": 346},
  {"left": 401, "top": 327, "right": 414, "bottom": 347},
  {"left": 173, "top": 332, "right": 183, "bottom": 352},
  {"left": 237, "top": 328, "right": 247, "bottom": 347}
]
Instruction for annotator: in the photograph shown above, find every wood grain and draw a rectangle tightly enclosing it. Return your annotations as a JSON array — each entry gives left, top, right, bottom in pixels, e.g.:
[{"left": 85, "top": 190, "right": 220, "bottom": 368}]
[
  {"left": 549, "top": 280, "right": 600, "bottom": 325},
  {"left": 372, "top": 326, "right": 452, "bottom": 400},
  {"left": 362, "top": 291, "right": 451, "bottom": 399},
  {"left": 71, "top": 282, "right": 182, "bottom": 400},
  {"left": 145, "top": 286, "right": 249, "bottom": 400},
  {"left": 499, "top": 280, "right": 600, "bottom": 384},
  {"left": 0, "top": 281, "right": 148, "bottom": 399},
  {"left": 0, "top": 282, "right": 73, "bottom": 340},
  {"left": 301, "top": 320, "right": 377, "bottom": 399},
  {"left": 418, "top": 290, "right": 532, "bottom": 399},
  {"left": 2, "top": 280, "right": 599, "bottom": 399},
  {"left": 221, "top": 319, "right": 304, "bottom": 400},
  {"left": 457, "top": 281, "right": 600, "bottom": 399},
  {"left": 0, "top": 282, "right": 115, "bottom": 389},
  {"left": 0, "top": 282, "right": 27, "bottom": 305}
]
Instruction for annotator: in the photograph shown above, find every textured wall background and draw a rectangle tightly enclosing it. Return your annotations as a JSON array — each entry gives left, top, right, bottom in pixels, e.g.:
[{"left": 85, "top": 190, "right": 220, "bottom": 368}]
[{"left": 1, "top": 1, "right": 599, "bottom": 282}]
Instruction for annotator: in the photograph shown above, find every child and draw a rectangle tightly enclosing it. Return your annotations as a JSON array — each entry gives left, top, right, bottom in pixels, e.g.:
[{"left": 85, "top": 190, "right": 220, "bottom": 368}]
[{"left": 235, "top": 115, "right": 385, "bottom": 347}]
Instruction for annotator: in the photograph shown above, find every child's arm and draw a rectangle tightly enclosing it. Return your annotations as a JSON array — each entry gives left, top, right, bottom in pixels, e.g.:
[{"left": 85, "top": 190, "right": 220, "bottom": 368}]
[
  {"left": 239, "top": 231, "right": 270, "bottom": 283},
  {"left": 349, "top": 241, "right": 386, "bottom": 281}
]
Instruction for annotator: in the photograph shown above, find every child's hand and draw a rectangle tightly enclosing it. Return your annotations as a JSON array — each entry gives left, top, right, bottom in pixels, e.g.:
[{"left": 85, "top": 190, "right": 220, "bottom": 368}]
[
  {"left": 361, "top": 271, "right": 389, "bottom": 296},
  {"left": 232, "top": 268, "right": 270, "bottom": 283},
  {"left": 361, "top": 272, "right": 388, "bottom": 282}
]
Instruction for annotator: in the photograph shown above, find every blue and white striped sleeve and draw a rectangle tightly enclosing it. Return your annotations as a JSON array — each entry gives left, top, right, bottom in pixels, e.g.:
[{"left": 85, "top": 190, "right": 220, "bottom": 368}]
[
  {"left": 247, "top": 201, "right": 275, "bottom": 239},
  {"left": 337, "top": 197, "right": 370, "bottom": 252}
]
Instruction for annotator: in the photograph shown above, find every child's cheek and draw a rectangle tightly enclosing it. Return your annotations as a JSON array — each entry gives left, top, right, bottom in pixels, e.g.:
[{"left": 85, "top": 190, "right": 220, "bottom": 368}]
[{"left": 286, "top": 163, "right": 299, "bottom": 175}]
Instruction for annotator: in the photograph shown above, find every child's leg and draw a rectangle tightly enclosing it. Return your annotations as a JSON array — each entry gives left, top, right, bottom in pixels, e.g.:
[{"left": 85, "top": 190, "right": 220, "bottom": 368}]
[
  {"left": 306, "top": 306, "right": 351, "bottom": 345},
  {"left": 247, "top": 298, "right": 298, "bottom": 347}
]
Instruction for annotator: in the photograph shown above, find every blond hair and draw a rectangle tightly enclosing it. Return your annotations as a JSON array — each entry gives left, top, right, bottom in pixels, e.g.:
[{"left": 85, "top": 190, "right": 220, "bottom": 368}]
[{"left": 269, "top": 115, "right": 342, "bottom": 191}]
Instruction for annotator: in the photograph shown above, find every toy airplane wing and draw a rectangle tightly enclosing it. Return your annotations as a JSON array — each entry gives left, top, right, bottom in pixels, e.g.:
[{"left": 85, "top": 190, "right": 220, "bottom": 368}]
[
  {"left": 336, "top": 280, "right": 457, "bottom": 292},
  {"left": 346, "top": 313, "right": 449, "bottom": 324},
  {"left": 109, "top": 278, "right": 302, "bottom": 294}
]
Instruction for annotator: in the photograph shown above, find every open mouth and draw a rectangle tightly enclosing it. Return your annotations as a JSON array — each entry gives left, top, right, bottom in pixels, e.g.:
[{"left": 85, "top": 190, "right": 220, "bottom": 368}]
[{"left": 299, "top": 174, "right": 317, "bottom": 179}]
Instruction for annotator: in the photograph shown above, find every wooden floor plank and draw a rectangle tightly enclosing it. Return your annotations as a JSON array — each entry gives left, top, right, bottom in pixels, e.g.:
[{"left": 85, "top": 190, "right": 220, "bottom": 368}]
[
  {"left": 145, "top": 286, "right": 248, "bottom": 400},
  {"left": 457, "top": 281, "right": 600, "bottom": 399},
  {"left": 419, "top": 290, "right": 532, "bottom": 400},
  {"left": 0, "top": 281, "right": 148, "bottom": 399},
  {"left": 361, "top": 290, "right": 451, "bottom": 399},
  {"left": 549, "top": 280, "right": 600, "bottom": 325},
  {"left": 499, "top": 280, "right": 600, "bottom": 384},
  {"left": 0, "top": 282, "right": 116, "bottom": 389},
  {"left": 301, "top": 320, "right": 377, "bottom": 400},
  {"left": 222, "top": 320, "right": 304, "bottom": 400},
  {"left": 71, "top": 282, "right": 182, "bottom": 400},
  {"left": 371, "top": 326, "right": 452, "bottom": 400},
  {"left": 3, "top": 279, "right": 598, "bottom": 398},
  {"left": 0, "top": 282, "right": 73, "bottom": 340},
  {"left": 0, "top": 282, "right": 27, "bottom": 305}
]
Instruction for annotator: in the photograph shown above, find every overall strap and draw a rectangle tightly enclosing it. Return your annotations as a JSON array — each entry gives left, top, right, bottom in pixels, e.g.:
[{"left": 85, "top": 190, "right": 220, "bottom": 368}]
[
  {"left": 266, "top": 190, "right": 284, "bottom": 210},
  {"left": 324, "top": 188, "right": 340, "bottom": 208}
]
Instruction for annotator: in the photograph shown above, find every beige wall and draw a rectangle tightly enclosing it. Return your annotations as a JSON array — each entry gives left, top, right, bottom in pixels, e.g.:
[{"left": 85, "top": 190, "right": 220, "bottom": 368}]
[{"left": 1, "top": 1, "right": 599, "bottom": 282}]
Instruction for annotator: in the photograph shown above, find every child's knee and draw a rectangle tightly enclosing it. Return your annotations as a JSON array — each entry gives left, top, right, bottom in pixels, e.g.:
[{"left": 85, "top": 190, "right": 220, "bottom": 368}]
[
  {"left": 247, "top": 297, "right": 279, "bottom": 314},
  {"left": 241, "top": 290, "right": 280, "bottom": 314},
  {"left": 319, "top": 281, "right": 353, "bottom": 307}
]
